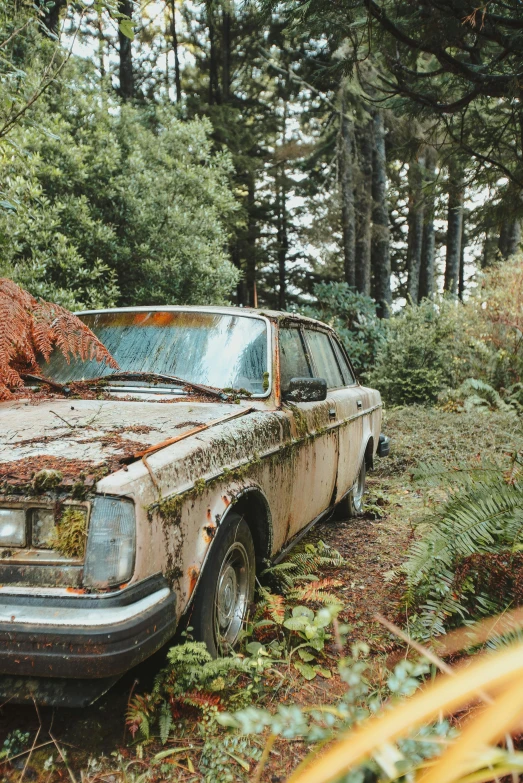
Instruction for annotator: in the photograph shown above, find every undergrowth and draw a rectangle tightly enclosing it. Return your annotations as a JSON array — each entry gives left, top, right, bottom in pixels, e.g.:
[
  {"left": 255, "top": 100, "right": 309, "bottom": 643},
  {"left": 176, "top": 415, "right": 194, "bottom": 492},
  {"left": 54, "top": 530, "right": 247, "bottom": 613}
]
[{"left": 399, "top": 452, "right": 523, "bottom": 639}]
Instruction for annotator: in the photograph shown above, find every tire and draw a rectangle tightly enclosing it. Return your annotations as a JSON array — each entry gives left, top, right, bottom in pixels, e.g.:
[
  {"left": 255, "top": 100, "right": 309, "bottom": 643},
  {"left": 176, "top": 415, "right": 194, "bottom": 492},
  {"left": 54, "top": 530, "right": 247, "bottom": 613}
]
[
  {"left": 332, "top": 459, "right": 366, "bottom": 520},
  {"left": 190, "top": 512, "right": 255, "bottom": 657}
]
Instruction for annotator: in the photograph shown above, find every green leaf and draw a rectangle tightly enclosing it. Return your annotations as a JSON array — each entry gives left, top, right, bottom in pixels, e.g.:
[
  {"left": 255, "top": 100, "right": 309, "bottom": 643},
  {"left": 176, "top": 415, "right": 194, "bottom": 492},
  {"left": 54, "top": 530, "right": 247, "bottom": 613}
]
[
  {"left": 153, "top": 746, "right": 193, "bottom": 762},
  {"left": 292, "top": 606, "right": 314, "bottom": 620},
  {"left": 284, "top": 616, "right": 309, "bottom": 631},
  {"left": 294, "top": 662, "right": 317, "bottom": 680},
  {"left": 119, "top": 19, "right": 134, "bottom": 40},
  {"left": 297, "top": 648, "right": 315, "bottom": 662}
]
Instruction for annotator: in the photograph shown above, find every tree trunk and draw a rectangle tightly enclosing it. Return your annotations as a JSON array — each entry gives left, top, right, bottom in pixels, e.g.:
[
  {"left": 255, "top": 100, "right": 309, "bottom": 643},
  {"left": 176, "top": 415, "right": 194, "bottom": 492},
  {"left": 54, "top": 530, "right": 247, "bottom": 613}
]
[
  {"left": 370, "top": 111, "right": 391, "bottom": 318},
  {"left": 222, "top": 10, "right": 232, "bottom": 103},
  {"left": 169, "top": 0, "right": 182, "bottom": 104},
  {"left": 355, "top": 118, "right": 373, "bottom": 296},
  {"left": 340, "top": 88, "right": 356, "bottom": 288},
  {"left": 498, "top": 218, "right": 521, "bottom": 258},
  {"left": 207, "top": 1, "right": 219, "bottom": 105},
  {"left": 406, "top": 154, "right": 425, "bottom": 304},
  {"left": 444, "top": 162, "right": 464, "bottom": 295},
  {"left": 459, "top": 216, "right": 467, "bottom": 301},
  {"left": 418, "top": 147, "right": 437, "bottom": 300},
  {"left": 42, "top": 0, "right": 66, "bottom": 33},
  {"left": 246, "top": 173, "right": 257, "bottom": 307},
  {"left": 277, "top": 163, "right": 288, "bottom": 310},
  {"left": 118, "top": 0, "right": 134, "bottom": 101}
]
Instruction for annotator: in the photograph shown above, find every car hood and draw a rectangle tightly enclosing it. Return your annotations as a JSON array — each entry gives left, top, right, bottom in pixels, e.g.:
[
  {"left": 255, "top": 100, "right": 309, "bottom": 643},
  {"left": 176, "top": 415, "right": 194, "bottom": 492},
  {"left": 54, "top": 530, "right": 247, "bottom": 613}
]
[{"left": 0, "top": 397, "right": 252, "bottom": 488}]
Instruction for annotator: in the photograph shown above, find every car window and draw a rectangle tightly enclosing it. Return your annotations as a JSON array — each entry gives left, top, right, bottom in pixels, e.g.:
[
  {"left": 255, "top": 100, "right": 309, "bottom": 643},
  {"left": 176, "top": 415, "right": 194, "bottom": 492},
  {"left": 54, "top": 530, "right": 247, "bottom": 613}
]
[
  {"left": 305, "top": 329, "right": 344, "bottom": 389},
  {"left": 279, "top": 327, "right": 312, "bottom": 393},
  {"left": 331, "top": 337, "right": 355, "bottom": 385},
  {"left": 43, "top": 311, "right": 269, "bottom": 394}
]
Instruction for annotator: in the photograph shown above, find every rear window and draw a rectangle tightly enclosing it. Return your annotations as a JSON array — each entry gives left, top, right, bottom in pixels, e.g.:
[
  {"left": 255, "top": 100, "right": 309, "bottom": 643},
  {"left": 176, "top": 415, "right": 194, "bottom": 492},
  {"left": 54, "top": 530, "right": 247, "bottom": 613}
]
[{"left": 305, "top": 329, "right": 344, "bottom": 389}]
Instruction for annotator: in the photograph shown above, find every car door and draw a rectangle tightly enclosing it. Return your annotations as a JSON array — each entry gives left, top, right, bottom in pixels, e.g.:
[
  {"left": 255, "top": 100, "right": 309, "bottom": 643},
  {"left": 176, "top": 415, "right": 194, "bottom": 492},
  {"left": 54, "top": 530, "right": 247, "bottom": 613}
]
[
  {"left": 301, "top": 328, "right": 363, "bottom": 504},
  {"left": 328, "top": 334, "right": 366, "bottom": 502},
  {"left": 278, "top": 325, "right": 339, "bottom": 540}
]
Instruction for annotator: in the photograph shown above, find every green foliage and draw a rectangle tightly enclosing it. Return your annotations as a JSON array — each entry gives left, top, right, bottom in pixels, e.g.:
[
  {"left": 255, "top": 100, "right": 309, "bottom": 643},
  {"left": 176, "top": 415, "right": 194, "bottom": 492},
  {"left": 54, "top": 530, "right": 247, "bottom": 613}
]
[
  {"left": 301, "top": 282, "right": 384, "bottom": 377},
  {"left": 400, "top": 456, "right": 523, "bottom": 638},
  {"left": 0, "top": 729, "right": 30, "bottom": 760},
  {"left": 369, "top": 297, "right": 487, "bottom": 406},
  {"left": 219, "top": 640, "right": 455, "bottom": 782},
  {"left": 444, "top": 377, "right": 517, "bottom": 415},
  {"left": 0, "top": 60, "right": 239, "bottom": 309}
]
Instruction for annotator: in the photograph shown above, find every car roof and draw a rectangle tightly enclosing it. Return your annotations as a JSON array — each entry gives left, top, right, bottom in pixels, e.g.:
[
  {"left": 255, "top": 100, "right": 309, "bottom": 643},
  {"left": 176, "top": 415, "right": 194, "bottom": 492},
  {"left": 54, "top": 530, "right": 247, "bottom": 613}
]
[{"left": 75, "top": 305, "right": 327, "bottom": 328}]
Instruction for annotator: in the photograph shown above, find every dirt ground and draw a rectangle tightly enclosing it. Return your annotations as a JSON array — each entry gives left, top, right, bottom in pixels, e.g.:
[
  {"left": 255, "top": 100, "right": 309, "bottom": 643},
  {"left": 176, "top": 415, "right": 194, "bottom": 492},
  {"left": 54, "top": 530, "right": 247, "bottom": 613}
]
[{"left": 0, "top": 406, "right": 521, "bottom": 782}]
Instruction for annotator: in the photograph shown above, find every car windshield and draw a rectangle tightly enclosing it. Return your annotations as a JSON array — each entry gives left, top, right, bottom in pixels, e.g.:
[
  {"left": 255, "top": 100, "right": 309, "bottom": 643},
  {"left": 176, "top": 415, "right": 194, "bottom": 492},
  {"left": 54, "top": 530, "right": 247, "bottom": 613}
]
[{"left": 41, "top": 310, "right": 269, "bottom": 395}]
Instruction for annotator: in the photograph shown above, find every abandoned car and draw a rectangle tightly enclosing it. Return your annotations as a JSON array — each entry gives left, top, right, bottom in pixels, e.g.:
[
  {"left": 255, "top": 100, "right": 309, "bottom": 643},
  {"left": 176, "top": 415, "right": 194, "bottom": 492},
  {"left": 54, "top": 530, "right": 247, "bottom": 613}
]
[{"left": 0, "top": 306, "right": 389, "bottom": 706}]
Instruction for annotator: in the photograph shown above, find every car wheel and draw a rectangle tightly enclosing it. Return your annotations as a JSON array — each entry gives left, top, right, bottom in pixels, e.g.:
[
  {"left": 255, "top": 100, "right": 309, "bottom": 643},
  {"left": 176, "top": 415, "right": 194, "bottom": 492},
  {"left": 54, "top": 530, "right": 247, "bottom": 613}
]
[
  {"left": 190, "top": 511, "right": 255, "bottom": 657},
  {"left": 332, "top": 459, "right": 366, "bottom": 520}
]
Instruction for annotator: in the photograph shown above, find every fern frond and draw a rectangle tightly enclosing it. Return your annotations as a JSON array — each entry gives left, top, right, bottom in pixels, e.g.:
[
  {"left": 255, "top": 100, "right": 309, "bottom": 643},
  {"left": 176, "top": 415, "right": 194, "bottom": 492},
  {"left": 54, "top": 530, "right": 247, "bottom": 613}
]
[
  {"left": 413, "top": 460, "right": 503, "bottom": 488},
  {"left": 404, "top": 466, "right": 523, "bottom": 639},
  {"left": 290, "top": 580, "right": 343, "bottom": 605},
  {"left": 0, "top": 278, "right": 118, "bottom": 396}
]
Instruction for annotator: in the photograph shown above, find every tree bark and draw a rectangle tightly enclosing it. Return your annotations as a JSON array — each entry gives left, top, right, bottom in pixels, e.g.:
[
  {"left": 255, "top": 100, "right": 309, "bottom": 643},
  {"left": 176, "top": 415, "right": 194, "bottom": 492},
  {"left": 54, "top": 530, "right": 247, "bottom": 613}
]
[
  {"left": 444, "top": 162, "right": 464, "bottom": 295},
  {"left": 169, "top": 0, "right": 182, "bottom": 103},
  {"left": 355, "top": 118, "right": 373, "bottom": 296},
  {"left": 42, "top": 0, "right": 67, "bottom": 33},
  {"left": 207, "top": 1, "right": 219, "bottom": 105},
  {"left": 277, "top": 162, "right": 288, "bottom": 310},
  {"left": 118, "top": 0, "right": 134, "bottom": 101},
  {"left": 340, "top": 88, "right": 356, "bottom": 288},
  {"left": 419, "top": 147, "right": 437, "bottom": 300},
  {"left": 246, "top": 173, "right": 257, "bottom": 307},
  {"left": 459, "top": 216, "right": 467, "bottom": 301},
  {"left": 406, "top": 154, "right": 425, "bottom": 304},
  {"left": 222, "top": 9, "right": 232, "bottom": 103},
  {"left": 370, "top": 111, "right": 391, "bottom": 318},
  {"left": 498, "top": 218, "right": 521, "bottom": 258}
]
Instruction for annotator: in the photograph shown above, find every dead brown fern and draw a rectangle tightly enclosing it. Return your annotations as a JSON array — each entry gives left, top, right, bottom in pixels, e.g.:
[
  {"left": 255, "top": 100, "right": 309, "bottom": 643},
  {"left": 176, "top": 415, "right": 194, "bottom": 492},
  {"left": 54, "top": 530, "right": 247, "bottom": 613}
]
[{"left": 0, "top": 278, "right": 118, "bottom": 400}]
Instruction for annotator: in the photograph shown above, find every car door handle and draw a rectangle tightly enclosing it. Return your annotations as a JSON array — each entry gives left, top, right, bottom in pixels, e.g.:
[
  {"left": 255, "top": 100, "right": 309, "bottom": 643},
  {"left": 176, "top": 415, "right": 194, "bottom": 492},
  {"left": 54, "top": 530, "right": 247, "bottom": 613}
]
[
  {"left": 328, "top": 407, "right": 336, "bottom": 420},
  {"left": 357, "top": 399, "right": 363, "bottom": 409}
]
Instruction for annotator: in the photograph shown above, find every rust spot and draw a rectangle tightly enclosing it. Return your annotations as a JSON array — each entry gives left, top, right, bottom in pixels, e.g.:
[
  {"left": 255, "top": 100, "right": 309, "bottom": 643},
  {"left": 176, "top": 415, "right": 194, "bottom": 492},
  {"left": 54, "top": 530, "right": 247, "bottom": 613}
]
[
  {"left": 188, "top": 566, "right": 199, "bottom": 596},
  {"left": 222, "top": 495, "right": 230, "bottom": 507},
  {"left": 65, "top": 587, "right": 86, "bottom": 594},
  {"left": 206, "top": 508, "right": 212, "bottom": 522},
  {"left": 203, "top": 524, "right": 216, "bottom": 543}
]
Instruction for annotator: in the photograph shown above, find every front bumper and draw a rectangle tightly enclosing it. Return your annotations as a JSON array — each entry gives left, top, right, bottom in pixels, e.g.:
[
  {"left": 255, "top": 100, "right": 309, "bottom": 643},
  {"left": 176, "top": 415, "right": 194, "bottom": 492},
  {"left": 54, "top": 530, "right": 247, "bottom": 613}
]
[{"left": 0, "top": 574, "right": 176, "bottom": 705}]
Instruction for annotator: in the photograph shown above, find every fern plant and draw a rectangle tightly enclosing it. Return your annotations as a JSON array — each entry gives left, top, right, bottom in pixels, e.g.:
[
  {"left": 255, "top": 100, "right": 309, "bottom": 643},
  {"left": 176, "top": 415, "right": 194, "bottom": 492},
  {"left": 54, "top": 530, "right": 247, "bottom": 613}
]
[
  {"left": 0, "top": 278, "right": 117, "bottom": 399},
  {"left": 260, "top": 541, "right": 345, "bottom": 605},
  {"left": 401, "top": 455, "right": 523, "bottom": 639}
]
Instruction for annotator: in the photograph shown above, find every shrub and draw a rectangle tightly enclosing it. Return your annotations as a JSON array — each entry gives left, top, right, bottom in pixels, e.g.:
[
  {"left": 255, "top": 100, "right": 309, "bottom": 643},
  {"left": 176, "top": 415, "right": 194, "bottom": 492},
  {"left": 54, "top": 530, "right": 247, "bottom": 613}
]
[
  {"left": 368, "top": 297, "right": 488, "bottom": 406},
  {"left": 476, "top": 255, "right": 523, "bottom": 389}
]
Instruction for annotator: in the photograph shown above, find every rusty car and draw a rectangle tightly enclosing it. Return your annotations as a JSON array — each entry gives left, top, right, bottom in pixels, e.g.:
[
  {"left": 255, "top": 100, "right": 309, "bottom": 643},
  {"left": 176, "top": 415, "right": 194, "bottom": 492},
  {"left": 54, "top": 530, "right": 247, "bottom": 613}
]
[{"left": 0, "top": 306, "right": 389, "bottom": 706}]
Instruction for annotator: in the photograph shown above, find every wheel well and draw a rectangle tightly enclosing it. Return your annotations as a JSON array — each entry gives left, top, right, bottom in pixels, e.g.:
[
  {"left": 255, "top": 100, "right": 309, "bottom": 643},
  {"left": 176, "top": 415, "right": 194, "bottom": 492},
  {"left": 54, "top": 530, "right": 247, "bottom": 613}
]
[
  {"left": 365, "top": 437, "right": 374, "bottom": 470},
  {"left": 228, "top": 488, "right": 272, "bottom": 567}
]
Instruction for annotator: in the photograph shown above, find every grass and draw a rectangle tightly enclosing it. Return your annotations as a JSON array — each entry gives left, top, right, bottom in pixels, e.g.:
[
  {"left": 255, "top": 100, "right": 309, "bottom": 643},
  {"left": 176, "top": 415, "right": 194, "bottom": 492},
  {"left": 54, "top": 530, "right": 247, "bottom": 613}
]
[{"left": 0, "top": 406, "right": 521, "bottom": 782}]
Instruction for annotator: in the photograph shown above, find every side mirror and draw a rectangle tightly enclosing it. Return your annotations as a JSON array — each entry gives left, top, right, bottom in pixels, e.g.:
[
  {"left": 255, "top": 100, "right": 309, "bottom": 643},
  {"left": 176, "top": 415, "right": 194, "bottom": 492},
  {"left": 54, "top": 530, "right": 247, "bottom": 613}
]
[{"left": 284, "top": 377, "right": 327, "bottom": 403}]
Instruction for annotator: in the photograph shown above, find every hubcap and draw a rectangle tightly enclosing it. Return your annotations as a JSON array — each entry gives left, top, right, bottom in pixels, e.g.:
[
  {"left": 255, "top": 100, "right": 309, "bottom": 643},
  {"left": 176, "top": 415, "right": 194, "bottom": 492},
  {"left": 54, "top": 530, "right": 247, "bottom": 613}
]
[
  {"left": 214, "top": 542, "right": 250, "bottom": 651},
  {"left": 353, "top": 462, "right": 366, "bottom": 512}
]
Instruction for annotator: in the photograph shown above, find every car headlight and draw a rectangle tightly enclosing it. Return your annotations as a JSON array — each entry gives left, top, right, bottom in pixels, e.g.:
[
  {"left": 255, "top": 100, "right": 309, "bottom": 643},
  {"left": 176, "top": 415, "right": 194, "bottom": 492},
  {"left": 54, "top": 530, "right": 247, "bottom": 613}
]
[
  {"left": 0, "top": 508, "right": 26, "bottom": 547},
  {"left": 83, "top": 496, "right": 136, "bottom": 588}
]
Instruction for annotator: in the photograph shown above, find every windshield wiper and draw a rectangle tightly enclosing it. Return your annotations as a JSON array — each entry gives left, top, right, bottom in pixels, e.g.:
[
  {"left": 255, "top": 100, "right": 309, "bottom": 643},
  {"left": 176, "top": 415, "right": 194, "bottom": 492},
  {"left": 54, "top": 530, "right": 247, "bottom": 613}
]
[
  {"left": 81, "top": 371, "right": 230, "bottom": 401},
  {"left": 21, "top": 373, "right": 70, "bottom": 394}
]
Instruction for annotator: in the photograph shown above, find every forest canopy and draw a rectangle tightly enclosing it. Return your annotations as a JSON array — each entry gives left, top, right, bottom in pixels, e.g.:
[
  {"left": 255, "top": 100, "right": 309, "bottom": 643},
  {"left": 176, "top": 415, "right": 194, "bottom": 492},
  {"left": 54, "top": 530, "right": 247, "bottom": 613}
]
[{"left": 1, "top": 0, "right": 522, "bottom": 323}]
